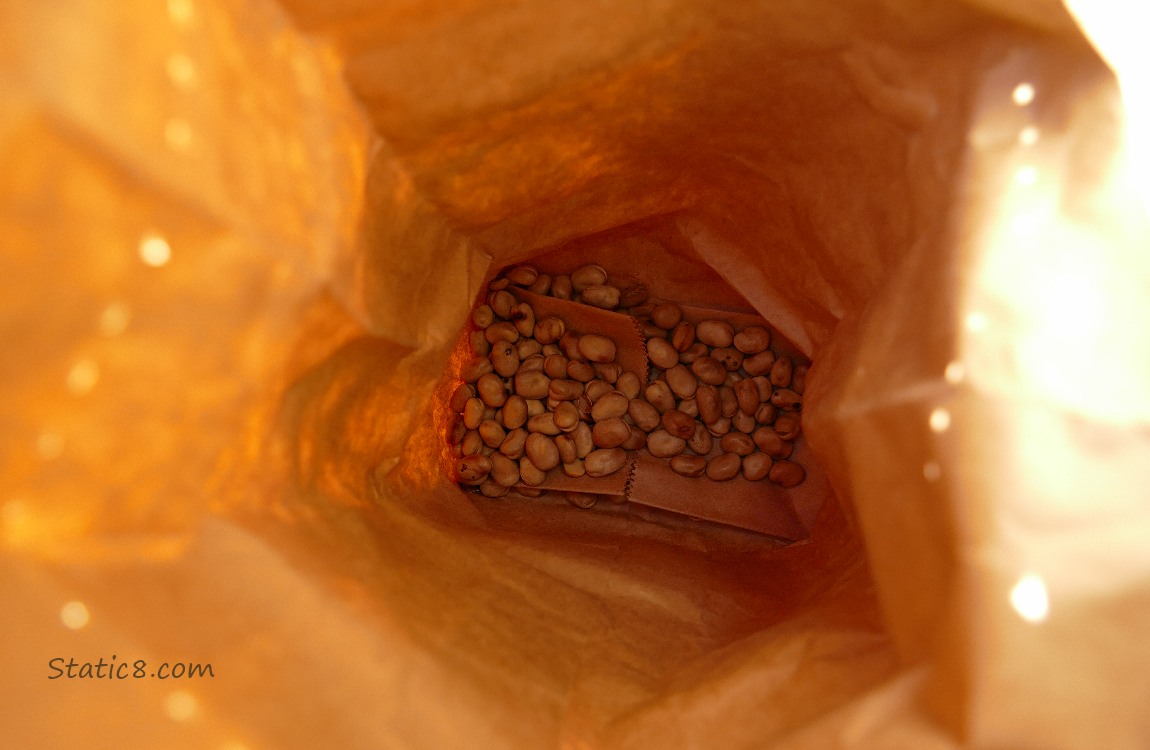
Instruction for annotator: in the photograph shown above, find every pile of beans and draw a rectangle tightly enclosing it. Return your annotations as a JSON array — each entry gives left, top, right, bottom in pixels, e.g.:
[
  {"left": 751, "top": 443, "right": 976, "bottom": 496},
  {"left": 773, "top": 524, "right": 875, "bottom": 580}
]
[{"left": 449, "top": 263, "right": 808, "bottom": 505}]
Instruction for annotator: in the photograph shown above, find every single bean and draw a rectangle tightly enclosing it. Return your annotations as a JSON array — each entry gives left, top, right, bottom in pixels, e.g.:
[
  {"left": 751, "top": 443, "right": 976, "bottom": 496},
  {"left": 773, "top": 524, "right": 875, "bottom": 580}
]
[
  {"left": 770, "top": 389, "right": 802, "bottom": 411},
  {"left": 567, "top": 491, "right": 598, "bottom": 509},
  {"left": 461, "top": 357, "right": 494, "bottom": 383},
  {"left": 573, "top": 394, "right": 594, "bottom": 422},
  {"left": 571, "top": 264, "right": 608, "bottom": 292},
  {"left": 488, "top": 277, "right": 510, "bottom": 291},
  {"left": 770, "top": 356, "right": 793, "bottom": 388},
  {"left": 711, "top": 347, "right": 744, "bottom": 371},
  {"left": 555, "top": 434, "right": 578, "bottom": 464},
  {"left": 470, "top": 330, "right": 490, "bottom": 357},
  {"left": 455, "top": 454, "right": 492, "bottom": 484},
  {"left": 732, "top": 409, "right": 757, "bottom": 434},
  {"left": 664, "top": 364, "right": 698, "bottom": 399},
  {"left": 514, "top": 370, "right": 551, "bottom": 399},
  {"left": 572, "top": 422, "right": 594, "bottom": 458},
  {"left": 502, "top": 396, "right": 528, "bottom": 429},
  {"left": 619, "top": 281, "right": 649, "bottom": 308},
  {"left": 525, "top": 399, "right": 546, "bottom": 417},
  {"left": 691, "top": 356, "right": 727, "bottom": 386},
  {"left": 472, "top": 304, "right": 495, "bottom": 328},
  {"left": 696, "top": 385, "right": 721, "bottom": 424},
  {"left": 552, "top": 275, "right": 573, "bottom": 300},
  {"left": 490, "top": 453, "right": 521, "bottom": 487},
  {"left": 519, "top": 456, "right": 547, "bottom": 485},
  {"left": 582, "top": 285, "right": 621, "bottom": 309},
  {"left": 560, "top": 331, "right": 583, "bottom": 361},
  {"left": 720, "top": 432, "right": 755, "bottom": 456},
  {"left": 742, "top": 452, "right": 773, "bottom": 481},
  {"left": 661, "top": 410, "right": 696, "bottom": 440},
  {"left": 591, "top": 391, "right": 629, "bottom": 421},
  {"left": 451, "top": 418, "right": 467, "bottom": 446},
  {"left": 488, "top": 290, "right": 517, "bottom": 319},
  {"left": 567, "top": 361, "right": 596, "bottom": 382},
  {"left": 707, "top": 417, "right": 732, "bottom": 437},
  {"left": 511, "top": 302, "right": 535, "bottom": 338},
  {"left": 563, "top": 459, "right": 586, "bottom": 478},
  {"left": 548, "top": 379, "right": 584, "bottom": 401},
  {"left": 756, "top": 403, "right": 778, "bottom": 426},
  {"left": 479, "top": 481, "right": 508, "bottom": 497},
  {"left": 670, "top": 454, "right": 707, "bottom": 478},
  {"left": 733, "top": 326, "right": 771, "bottom": 354},
  {"left": 525, "top": 433, "right": 560, "bottom": 471},
  {"left": 679, "top": 342, "right": 709, "bottom": 364},
  {"left": 647, "top": 338, "right": 679, "bottom": 369},
  {"left": 752, "top": 376, "right": 773, "bottom": 402},
  {"left": 706, "top": 453, "right": 741, "bottom": 481},
  {"left": 476, "top": 373, "right": 507, "bottom": 407},
  {"left": 677, "top": 397, "right": 698, "bottom": 418},
  {"left": 518, "top": 353, "right": 544, "bottom": 374},
  {"left": 499, "top": 428, "right": 528, "bottom": 459},
  {"left": 544, "top": 354, "right": 569, "bottom": 380},
  {"left": 629, "top": 302, "right": 656, "bottom": 319},
  {"left": 479, "top": 420, "right": 506, "bottom": 448},
  {"left": 752, "top": 426, "right": 793, "bottom": 459},
  {"left": 527, "top": 412, "right": 561, "bottom": 436},
  {"left": 463, "top": 398, "right": 485, "bottom": 429},
  {"left": 579, "top": 334, "right": 617, "bottom": 364},
  {"left": 541, "top": 344, "right": 562, "bottom": 357},
  {"left": 696, "top": 320, "right": 734, "bottom": 347},
  {"left": 585, "top": 448, "right": 627, "bottom": 477},
  {"left": 450, "top": 383, "right": 475, "bottom": 412},
  {"left": 593, "top": 362, "right": 622, "bottom": 384},
  {"left": 506, "top": 265, "right": 538, "bottom": 286},
  {"left": 616, "top": 372, "right": 641, "bottom": 399},
  {"left": 623, "top": 425, "right": 648, "bottom": 451},
  {"left": 529, "top": 273, "right": 552, "bottom": 295},
  {"left": 585, "top": 380, "right": 613, "bottom": 402},
  {"left": 774, "top": 414, "right": 802, "bottom": 441},
  {"left": 671, "top": 321, "right": 696, "bottom": 352},
  {"left": 768, "top": 460, "right": 806, "bottom": 488},
  {"left": 461, "top": 429, "right": 484, "bottom": 456},
  {"left": 688, "top": 422, "right": 713, "bottom": 455},
  {"left": 644, "top": 381, "right": 676, "bottom": 413},
  {"left": 628, "top": 399, "right": 662, "bottom": 432},
  {"left": 743, "top": 350, "right": 776, "bottom": 376},
  {"left": 517, "top": 339, "right": 542, "bottom": 359},
  {"left": 650, "top": 303, "right": 682, "bottom": 329},
  {"left": 553, "top": 401, "right": 580, "bottom": 431},
  {"left": 719, "top": 386, "right": 738, "bottom": 418},
  {"left": 592, "top": 418, "right": 631, "bottom": 448},
  {"left": 646, "top": 430, "right": 686, "bottom": 458},
  {"left": 534, "top": 316, "right": 566, "bottom": 344},
  {"left": 485, "top": 321, "right": 519, "bottom": 344},
  {"left": 734, "top": 379, "right": 759, "bottom": 415}
]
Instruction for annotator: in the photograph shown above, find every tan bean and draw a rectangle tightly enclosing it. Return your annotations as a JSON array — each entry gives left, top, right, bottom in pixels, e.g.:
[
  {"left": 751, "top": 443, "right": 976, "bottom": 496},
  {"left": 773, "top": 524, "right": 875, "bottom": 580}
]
[
  {"left": 506, "top": 265, "right": 538, "bottom": 286},
  {"left": 688, "top": 422, "right": 713, "bottom": 455},
  {"left": 628, "top": 399, "right": 661, "bottom": 432},
  {"left": 733, "top": 326, "right": 771, "bottom": 354},
  {"left": 640, "top": 322, "right": 668, "bottom": 339},
  {"left": 553, "top": 401, "right": 580, "bottom": 431},
  {"left": 572, "top": 422, "right": 595, "bottom": 458},
  {"left": 650, "top": 303, "right": 682, "bottom": 329},
  {"left": 661, "top": 410, "right": 696, "bottom": 440},
  {"left": 664, "top": 364, "right": 698, "bottom": 399},
  {"left": 584, "top": 380, "right": 613, "bottom": 403},
  {"left": 582, "top": 285, "right": 620, "bottom": 309},
  {"left": 743, "top": 350, "right": 776, "bottom": 376},
  {"left": 594, "top": 362, "right": 622, "bottom": 384},
  {"left": 517, "top": 486, "right": 544, "bottom": 497},
  {"left": 792, "top": 364, "right": 809, "bottom": 394},
  {"left": 691, "top": 356, "right": 727, "bottom": 386},
  {"left": 591, "top": 391, "right": 629, "bottom": 421},
  {"left": 567, "top": 491, "right": 598, "bottom": 509},
  {"left": 742, "top": 452, "right": 773, "bottom": 481},
  {"left": 517, "top": 339, "right": 542, "bottom": 360},
  {"left": 755, "top": 403, "right": 777, "bottom": 426},
  {"left": 678, "top": 397, "right": 698, "bottom": 418},
  {"left": 552, "top": 275, "right": 573, "bottom": 300},
  {"left": 752, "top": 426, "right": 793, "bottom": 459},
  {"left": 770, "top": 388, "right": 802, "bottom": 411},
  {"left": 526, "top": 399, "right": 546, "bottom": 417},
  {"left": 573, "top": 395, "right": 593, "bottom": 422},
  {"left": 514, "top": 370, "right": 551, "bottom": 399},
  {"left": 470, "top": 330, "right": 490, "bottom": 357},
  {"left": 461, "top": 357, "right": 494, "bottom": 383},
  {"left": 644, "top": 381, "right": 676, "bottom": 413},
  {"left": 488, "top": 290, "right": 517, "bottom": 319},
  {"left": 490, "top": 453, "right": 521, "bottom": 487},
  {"left": 619, "top": 281, "right": 649, "bottom": 308},
  {"left": 483, "top": 405, "right": 497, "bottom": 421},
  {"left": 671, "top": 321, "right": 695, "bottom": 352},
  {"left": 543, "top": 354, "right": 569, "bottom": 379},
  {"left": 479, "top": 481, "right": 509, "bottom": 498},
  {"left": 518, "top": 353, "right": 544, "bottom": 374},
  {"left": 734, "top": 378, "right": 759, "bottom": 415},
  {"left": 773, "top": 414, "right": 802, "bottom": 441},
  {"left": 592, "top": 418, "right": 631, "bottom": 448},
  {"left": 647, "top": 338, "right": 679, "bottom": 369},
  {"left": 563, "top": 460, "right": 586, "bottom": 478},
  {"left": 579, "top": 334, "right": 616, "bottom": 364},
  {"left": 585, "top": 448, "right": 627, "bottom": 477},
  {"left": 472, "top": 304, "right": 495, "bottom": 329},
  {"left": 461, "top": 429, "right": 484, "bottom": 456},
  {"left": 752, "top": 376, "right": 773, "bottom": 402},
  {"left": 527, "top": 412, "right": 561, "bottom": 436},
  {"left": 519, "top": 456, "right": 546, "bottom": 486},
  {"left": 450, "top": 383, "right": 475, "bottom": 412},
  {"left": 696, "top": 320, "right": 734, "bottom": 347},
  {"left": 488, "top": 277, "right": 510, "bottom": 291},
  {"left": 529, "top": 273, "right": 552, "bottom": 295},
  {"left": 451, "top": 418, "right": 467, "bottom": 446},
  {"left": 560, "top": 331, "right": 583, "bottom": 361},
  {"left": 463, "top": 397, "right": 485, "bottom": 429},
  {"left": 541, "top": 344, "right": 562, "bottom": 357},
  {"left": 511, "top": 303, "right": 535, "bottom": 338},
  {"left": 456, "top": 454, "right": 492, "bottom": 484},
  {"left": 479, "top": 419, "right": 506, "bottom": 448},
  {"left": 629, "top": 302, "right": 656, "bottom": 319},
  {"left": 679, "top": 342, "right": 709, "bottom": 364},
  {"left": 706, "top": 453, "right": 741, "bottom": 481},
  {"left": 724, "top": 371, "right": 741, "bottom": 387},
  {"left": 696, "top": 385, "right": 721, "bottom": 425},
  {"left": 555, "top": 434, "right": 578, "bottom": 464},
  {"left": 720, "top": 432, "right": 755, "bottom": 456},
  {"left": 548, "top": 379, "right": 584, "bottom": 401},
  {"left": 768, "top": 460, "right": 806, "bottom": 488},
  {"left": 476, "top": 373, "right": 507, "bottom": 407},
  {"left": 646, "top": 430, "right": 686, "bottom": 458},
  {"left": 501, "top": 396, "right": 528, "bottom": 429},
  {"left": 707, "top": 417, "right": 732, "bottom": 437},
  {"left": 534, "top": 316, "right": 566, "bottom": 344},
  {"left": 485, "top": 321, "right": 519, "bottom": 344},
  {"left": 525, "top": 433, "right": 560, "bottom": 471},
  {"left": 567, "top": 361, "right": 596, "bottom": 382},
  {"left": 770, "top": 356, "right": 793, "bottom": 388},
  {"left": 670, "top": 454, "right": 707, "bottom": 477},
  {"left": 499, "top": 428, "right": 528, "bottom": 459},
  {"left": 732, "top": 409, "right": 756, "bottom": 434},
  {"left": 616, "top": 372, "right": 641, "bottom": 400},
  {"left": 571, "top": 264, "right": 608, "bottom": 292},
  {"left": 623, "top": 425, "right": 648, "bottom": 451},
  {"left": 711, "top": 347, "right": 744, "bottom": 371},
  {"left": 719, "top": 386, "right": 738, "bottom": 418}
]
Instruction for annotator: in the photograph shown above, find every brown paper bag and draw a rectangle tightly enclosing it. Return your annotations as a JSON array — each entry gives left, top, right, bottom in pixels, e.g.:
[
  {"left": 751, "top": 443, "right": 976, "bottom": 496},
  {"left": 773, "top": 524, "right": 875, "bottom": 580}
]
[{"left": 2, "top": 0, "right": 1148, "bottom": 748}]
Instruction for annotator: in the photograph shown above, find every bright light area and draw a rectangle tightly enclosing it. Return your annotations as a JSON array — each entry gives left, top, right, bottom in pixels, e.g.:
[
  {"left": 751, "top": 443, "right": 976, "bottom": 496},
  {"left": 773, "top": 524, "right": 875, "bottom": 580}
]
[
  {"left": 1010, "top": 573, "right": 1050, "bottom": 623},
  {"left": 60, "top": 601, "right": 90, "bottom": 630},
  {"left": 1015, "top": 166, "right": 1038, "bottom": 186},
  {"left": 166, "top": 54, "right": 197, "bottom": 87},
  {"left": 964, "top": 311, "right": 988, "bottom": 333},
  {"left": 167, "top": 0, "right": 195, "bottom": 25},
  {"left": 944, "top": 360, "right": 965, "bottom": 385},
  {"left": 165, "top": 690, "right": 199, "bottom": 722},
  {"left": 929, "top": 407, "right": 951, "bottom": 433},
  {"left": 1012, "top": 82, "right": 1036, "bottom": 106},
  {"left": 66, "top": 359, "right": 100, "bottom": 395},
  {"left": 1019, "top": 126, "right": 1040, "bottom": 146},
  {"left": 139, "top": 232, "right": 172, "bottom": 267},
  {"left": 98, "top": 302, "right": 131, "bottom": 337}
]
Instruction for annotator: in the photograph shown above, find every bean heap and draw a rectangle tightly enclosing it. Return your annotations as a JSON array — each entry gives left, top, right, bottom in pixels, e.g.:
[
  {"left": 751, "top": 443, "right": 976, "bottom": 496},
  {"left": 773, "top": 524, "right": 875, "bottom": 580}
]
[{"left": 450, "top": 263, "right": 808, "bottom": 505}]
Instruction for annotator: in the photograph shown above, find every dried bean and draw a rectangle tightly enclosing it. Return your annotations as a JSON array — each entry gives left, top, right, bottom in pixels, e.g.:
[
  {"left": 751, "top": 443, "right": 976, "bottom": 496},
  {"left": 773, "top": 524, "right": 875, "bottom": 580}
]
[
  {"left": 490, "top": 453, "right": 521, "bottom": 487},
  {"left": 650, "top": 303, "right": 682, "bottom": 329},
  {"left": 450, "top": 384, "right": 475, "bottom": 412},
  {"left": 664, "top": 364, "right": 698, "bottom": 399},
  {"left": 768, "top": 460, "right": 806, "bottom": 488},
  {"left": 770, "top": 356, "right": 793, "bottom": 388},
  {"left": 593, "top": 362, "right": 622, "bottom": 384},
  {"left": 644, "top": 381, "right": 676, "bottom": 413},
  {"left": 647, "top": 430, "right": 686, "bottom": 458},
  {"left": 671, "top": 321, "right": 695, "bottom": 352},
  {"left": 623, "top": 425, "right": 648, "bottom": 450},
  {"left": 506, "top": 265, "right": 538, "bottom": 286},
  {"left": 470, "top": 330, "right": 490, "bottom": 357},
  {"left": 553, "top": 401, "right": 580, "bottom": 431},
  {"left": 773, "top": 414, "right": 801, "bottom": 440},
  {"left": 472, "top": 304, "right": 494, "bottom": 328},
  {"left": 529, "top": 273, "right": 552, "bottom": 295},
  {"left": 499, "top": 428, "right": 528, "bottom": 459},
  {"left": 548, "top": 379, "right": 584, "bottom": 401},
  {"left": 480, "top": 482, "right": 508, "bottom": 498},
  {"left": 534, "top": 316, "right": 566, "bottom": 344},
  {"left": 585, "top": 380, "right": 613, "bottom": 402},
  {"left": 511, "top": 302, "right": 535, "bottom": 338},
  {"left": 733, "top": 326, "right": 770, "bottom": 354},
  {"left": 688, "top": 422, "right": 713, "bottom": 455},
  {"left": 571, "top": 264, "right": 608, "bottom": 292},
  {"left": 742, "top": 453, "right": 773, "bottom": 481},
  {"left": 691, "top": 357, "right": 727, "bottom": 386},
  {"left": 706, "top": 453, "right": 741, "bottom": 481},
  {"left": 463, "top": 398, "right": 485, "bottom": 429},
  {"left": 696, "top": 320, "right": 734, "bottom": 347},
  {"left": 585, "top": 448, "right": 627, "bottom": 477},
  {"left": 734, "top": 379, "right": 759, "bottom": 415},
  {"left": 502, "top": 396, "right": 528, "bottom": 429},
  {"left": 628, "top": 399, "right": 661, "bottom": 432},
  {"left": 572, "top": 422, "right": 594, "bottom": 458},
  {"left": 563, "top": 460, "right": 586, "bottom": 478},
  {"left": 770, "top": 389, "right": 802, "bottom": 411},
  {"left": 527, "top": 412, "right": 561, "bottom": 436},
  {"left": 670, "top": 455, "right": 707, "bottom": 477},
  {"left": 590, "top": 391, "right": 629, "bottom": 421},
  {"left": 456, "top": 454, "right": 492, "bottom": 484},
  {"left": 519, "top": 457, "right": 546, "bottom": 486},
  {"left": 752, "top": 426, "right": 793, "bottom": 459},
  {"left": 616, "top": 372, "right": 641, "bottom": 399},
  {"left": 582, "top": 285, "right": 621, "bottom": 309},
  {"left": 567, "top": 491, "right": 598, "bottom": 509},
  {"left": 647, "top": 338, "right": 679, "bottom": 369},
  {"left": 488, "top": 290, "right": 516, "bottom": 319},
  {"left": 677, "top": 397, "right": 698, "bottom": 418},
  {"left": 555, "top": 434, "right": 578, "bottom": 464},
  {"left": 679, "top": 342, "right": 709, "bottom": 364},
  {"left": 743, "top": 350, "right": 776, "bottom": 376},
  {"left": 592, "top": 418, "right": 631, "bottom": 448},
  {"left": 720, "top": 432, "right": 755, "bottom": 456},
  {"left": 525, "top": 433, "right": 560, "bottom": 471},
  {"left": 661, "top": 410, "right": 696, "bottom": 440},
  {"left": 552, "top": 275, "right": 573, "bottom": 300},
  {"left": 461, "top": 430, "right": 484, "bottom": 456},
  {"left": 461, "top": 357, "right": 494, "bottom": 383},
  {"left": 711, "top": 347, "right": 744, "bottom": 371},
  {"left": 567, "top": 361, "right": 596, "bottom": 382},
  {"left": 485, "top": 321, "right": 519, "bottom": 344},
  {"left": 696, "top": 385, "right": 721, "bottom": 425}
]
